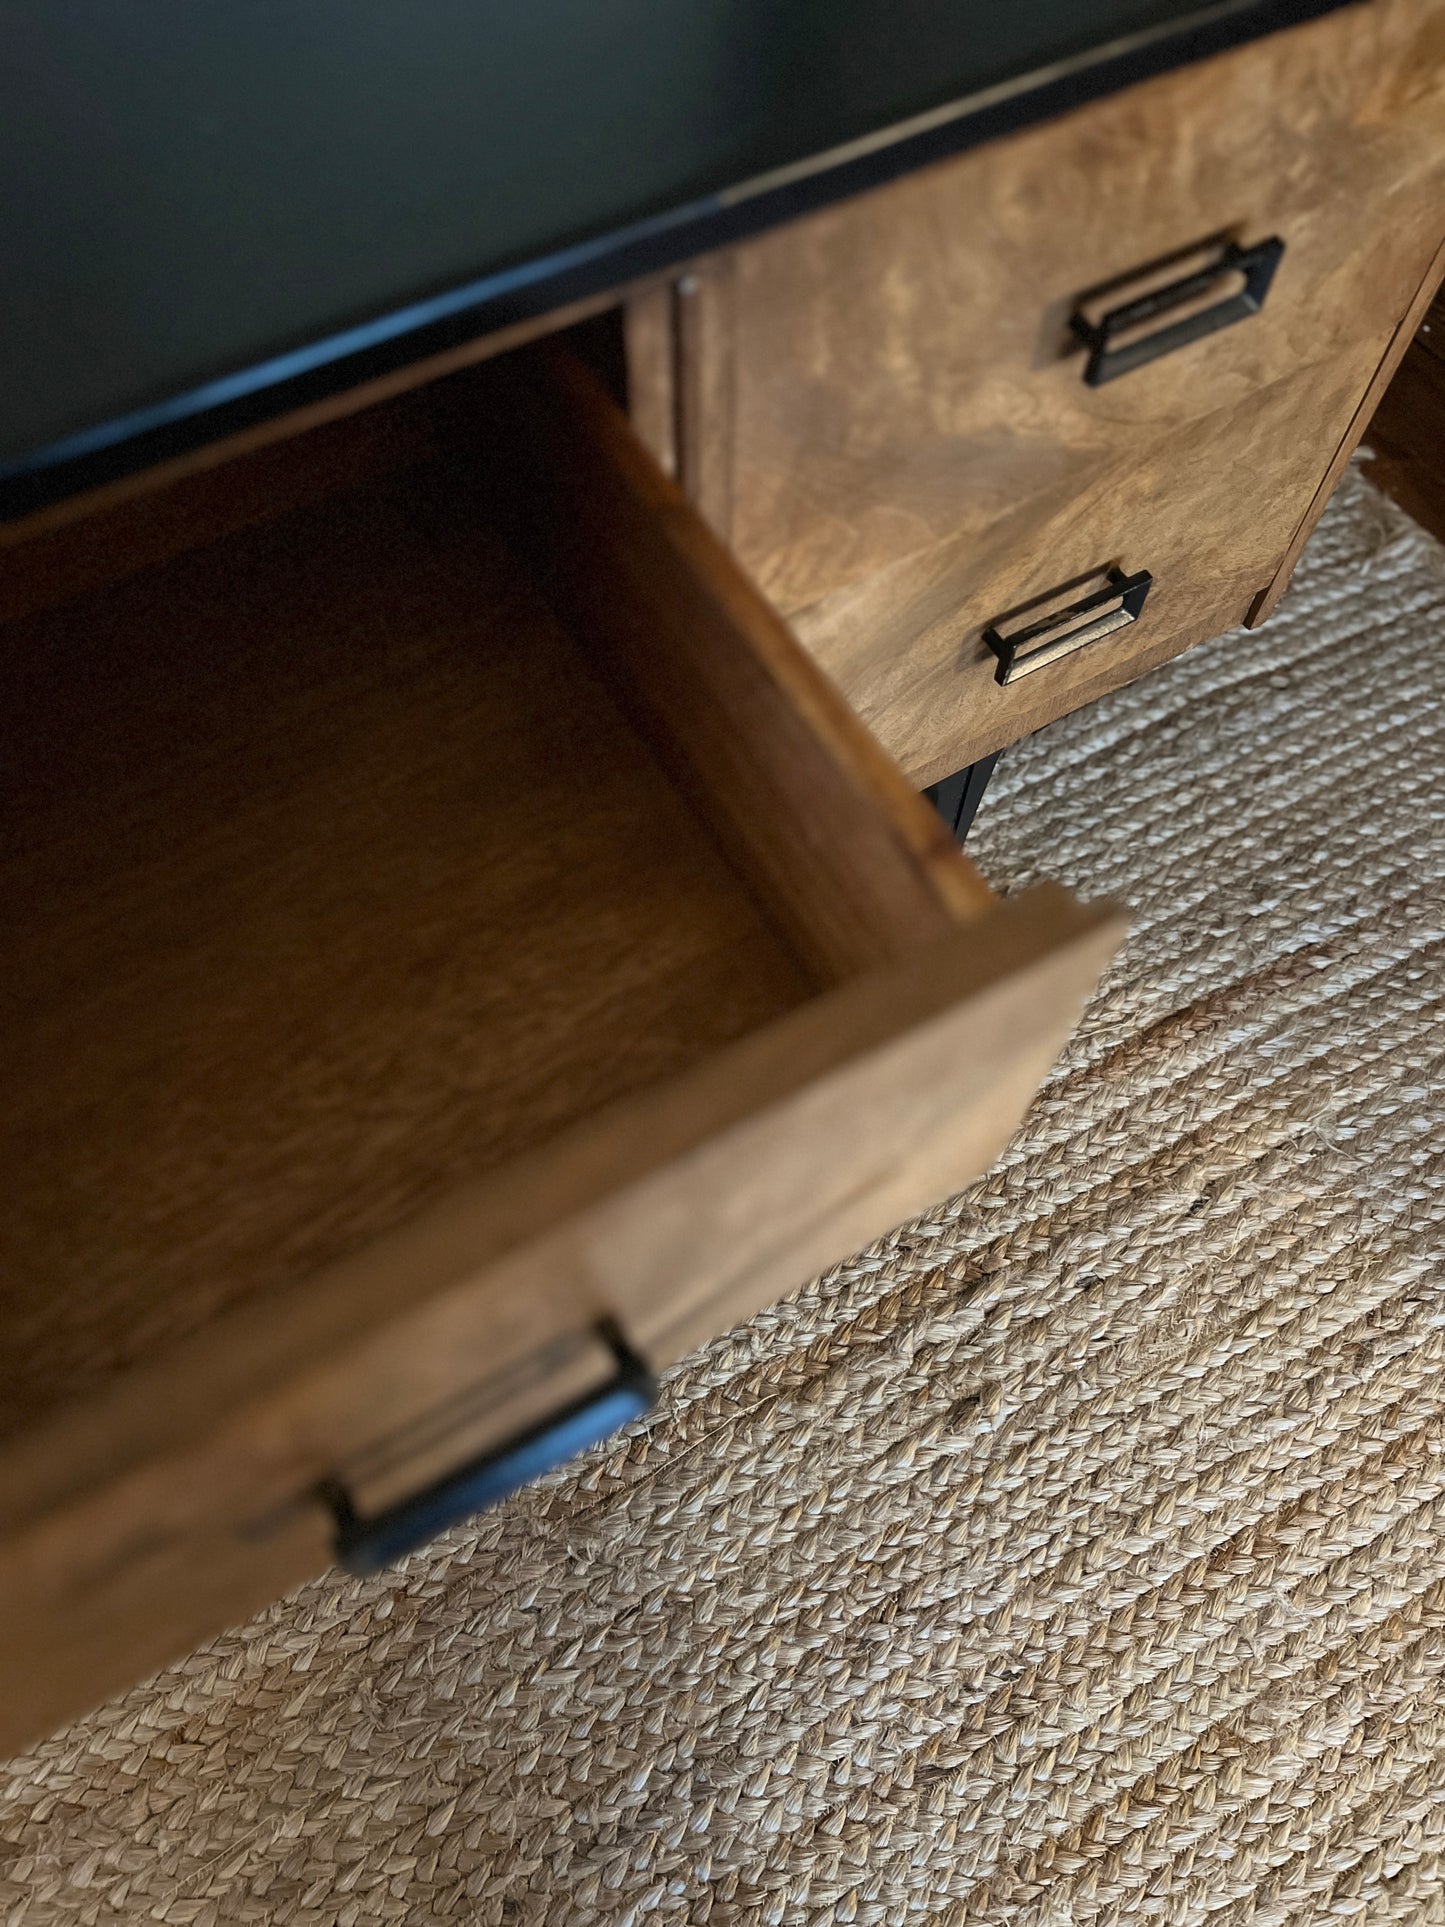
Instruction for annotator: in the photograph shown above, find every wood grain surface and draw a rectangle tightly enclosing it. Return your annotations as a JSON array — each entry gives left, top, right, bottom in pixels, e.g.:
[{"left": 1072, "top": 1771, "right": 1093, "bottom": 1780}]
[
  {"left": 622, "top": 280, "right": 678, "bottom": 482},
  {"left": 0, "top": 887, "right": 1120, "bottom": 1756},
  {"left": 458, "top": 347, "right": 994, "bottom": 978},
  {"left": 788, "top": 347, "right": 1374, "bottom": 781},
  {"left": 640, "top": 0, "right": 1445, "bottom": 779},
  {"left": 1247, "top": 232, "right": 1445, "bottom": 626}
]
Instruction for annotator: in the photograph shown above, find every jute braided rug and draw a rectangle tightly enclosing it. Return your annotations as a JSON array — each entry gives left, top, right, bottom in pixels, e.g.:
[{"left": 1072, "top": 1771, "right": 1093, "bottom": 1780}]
[{"left": 4, "top": 465, "right": 1445, "bottom": 1926}]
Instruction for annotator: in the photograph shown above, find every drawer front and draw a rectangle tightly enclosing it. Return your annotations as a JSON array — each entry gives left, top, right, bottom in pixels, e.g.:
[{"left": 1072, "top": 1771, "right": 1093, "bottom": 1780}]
[
  {"left": 789, "top": 340, "right": 1381, "bottom": 779},
  {"left": 637, "top": 0, "right": 1445, "bottom": 767}
]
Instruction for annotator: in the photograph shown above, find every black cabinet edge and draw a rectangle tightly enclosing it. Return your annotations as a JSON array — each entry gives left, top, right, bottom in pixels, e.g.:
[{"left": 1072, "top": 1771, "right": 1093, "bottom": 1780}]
[{"left": 0, "top": 0, "right": 1354, "bottom": 525}]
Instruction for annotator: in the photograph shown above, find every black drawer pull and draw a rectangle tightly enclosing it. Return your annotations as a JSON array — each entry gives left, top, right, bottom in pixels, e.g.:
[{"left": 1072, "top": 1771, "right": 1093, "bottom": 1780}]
[
  {"left": 1070, "top": 236, "right": 1284, "bottom": 386},
  {"left": 984, "top": 567, "right": 1152, "bottom": 685},
  {"left": 321, "top": 1319, "right": 655, "bottom": 1575}
]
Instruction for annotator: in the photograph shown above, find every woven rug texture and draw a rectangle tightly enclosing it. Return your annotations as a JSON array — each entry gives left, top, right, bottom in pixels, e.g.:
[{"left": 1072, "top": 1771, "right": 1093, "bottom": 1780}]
[{"left": 3, "top": 466, "right": 1445, "bottom": 1926}]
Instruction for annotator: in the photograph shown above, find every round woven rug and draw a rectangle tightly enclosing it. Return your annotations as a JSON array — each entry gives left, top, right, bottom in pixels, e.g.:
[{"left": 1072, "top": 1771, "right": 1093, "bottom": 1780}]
[{"left": 4, "top": 466, "right": 1445, "bottom": 1926}]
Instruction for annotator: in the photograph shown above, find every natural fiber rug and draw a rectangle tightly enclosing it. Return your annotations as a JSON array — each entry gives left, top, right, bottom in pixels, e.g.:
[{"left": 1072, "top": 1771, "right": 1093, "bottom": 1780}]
[{"left": 4, "top": 465, "right": 1445, "bottom": 1926}]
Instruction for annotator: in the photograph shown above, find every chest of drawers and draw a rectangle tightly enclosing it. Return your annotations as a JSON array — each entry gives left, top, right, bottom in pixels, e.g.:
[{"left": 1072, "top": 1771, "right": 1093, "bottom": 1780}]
[{"left": 3, "top": 0, "right": 1442, "bottom": 1754}]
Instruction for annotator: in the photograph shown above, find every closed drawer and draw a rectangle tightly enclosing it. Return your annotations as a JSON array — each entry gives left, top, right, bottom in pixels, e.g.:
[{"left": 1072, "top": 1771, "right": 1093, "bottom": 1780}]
[
  {"left": 0, "top": 346, "right": 1119, "bottom": 1752},
  {"left": 634, "top": 0, "right": 1445, "bottom": 779},
  {"left": 789, "top": 340, "right": 1378, "bottom": 775}
]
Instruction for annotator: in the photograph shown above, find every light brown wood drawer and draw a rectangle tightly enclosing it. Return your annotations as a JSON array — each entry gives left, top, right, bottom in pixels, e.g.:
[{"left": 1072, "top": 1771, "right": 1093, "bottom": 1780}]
[
  {"left": 787, "top": 335, "right": 1378, "bottom": 776},
  {"left": 0, "top": 347, "right": 1119, "bottom": 1754},
  {"left": 632, "top": 0, "right": 1445, "bottom": 779}
]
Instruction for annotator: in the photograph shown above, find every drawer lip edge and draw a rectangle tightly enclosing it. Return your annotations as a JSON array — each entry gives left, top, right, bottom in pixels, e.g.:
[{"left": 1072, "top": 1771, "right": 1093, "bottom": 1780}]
[{"left": 0, "top": 886, "right": 1122, "bottom": 1755}]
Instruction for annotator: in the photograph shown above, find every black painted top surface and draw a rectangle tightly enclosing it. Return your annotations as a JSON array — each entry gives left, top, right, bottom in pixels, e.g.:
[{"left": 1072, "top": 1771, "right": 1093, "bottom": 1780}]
[{"left": 0, "top": 0, "right": 1346, "bottom": 510}]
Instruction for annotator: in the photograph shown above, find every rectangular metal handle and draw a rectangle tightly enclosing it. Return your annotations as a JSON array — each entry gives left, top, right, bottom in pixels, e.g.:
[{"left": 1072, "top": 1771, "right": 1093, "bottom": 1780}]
[
  {"left": 984, "top": 567, "right": 1152, "bottom": 686},
  {"left": 319, "top": 1319, "right": 655, "bottom": 1574},
  {"left": 1071, "top": 235, "right": 1284, "bottom": 386}
]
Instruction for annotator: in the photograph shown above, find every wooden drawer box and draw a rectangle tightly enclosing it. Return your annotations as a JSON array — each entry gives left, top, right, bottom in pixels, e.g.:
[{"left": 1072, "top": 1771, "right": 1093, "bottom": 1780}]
[
  {"left": 632, "top": 0, "right": 1445, "bottom": 782},
  {"left": 0, "top": 349, "right": 1118, "bottom": 1753}
]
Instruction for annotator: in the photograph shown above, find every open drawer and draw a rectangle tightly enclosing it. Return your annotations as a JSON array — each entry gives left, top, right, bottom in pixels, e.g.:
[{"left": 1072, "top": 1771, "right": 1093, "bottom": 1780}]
[{"left": 0, "top": 347, "right": 1120, "bottom": 1755}]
